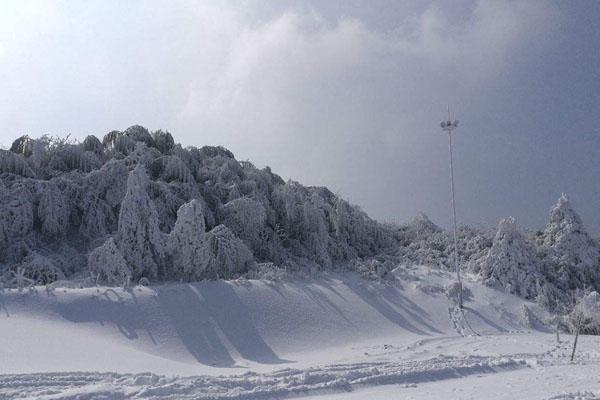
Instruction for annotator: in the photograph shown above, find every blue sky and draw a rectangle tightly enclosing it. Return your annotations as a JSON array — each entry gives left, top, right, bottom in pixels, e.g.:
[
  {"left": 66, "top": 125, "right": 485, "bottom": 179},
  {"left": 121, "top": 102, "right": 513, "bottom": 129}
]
[{"left": 1, "top": 0, "right": 599, "bottom": 234}]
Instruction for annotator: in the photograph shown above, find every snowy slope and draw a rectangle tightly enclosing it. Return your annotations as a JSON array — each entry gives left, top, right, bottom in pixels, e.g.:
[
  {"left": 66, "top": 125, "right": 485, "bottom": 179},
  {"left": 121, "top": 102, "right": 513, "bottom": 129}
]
[
  {"left": 4, "top": 266, "right": 600, "bottom": 399},
  {"left": 1, "top": 266, "right": 547, "bottom": 376}
]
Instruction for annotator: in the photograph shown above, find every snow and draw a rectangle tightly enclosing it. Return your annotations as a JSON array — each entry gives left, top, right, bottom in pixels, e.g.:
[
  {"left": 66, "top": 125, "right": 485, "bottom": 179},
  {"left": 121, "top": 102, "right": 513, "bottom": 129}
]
[{"left": 2, "top": 267, "right": 599, "bottom": 398}]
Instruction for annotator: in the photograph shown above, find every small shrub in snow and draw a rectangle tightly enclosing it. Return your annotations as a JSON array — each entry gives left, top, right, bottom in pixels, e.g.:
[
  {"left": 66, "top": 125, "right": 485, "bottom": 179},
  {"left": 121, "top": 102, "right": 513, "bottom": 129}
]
[{"left": 7, "top": 267, "right": 34, "bottom": 291}]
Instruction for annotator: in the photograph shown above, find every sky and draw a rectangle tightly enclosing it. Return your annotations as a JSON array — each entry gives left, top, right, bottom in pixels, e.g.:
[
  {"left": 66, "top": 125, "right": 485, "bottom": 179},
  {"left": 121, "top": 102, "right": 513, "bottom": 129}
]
[{"left": 1, "top": 0, "right": 599, "bottom": 235}]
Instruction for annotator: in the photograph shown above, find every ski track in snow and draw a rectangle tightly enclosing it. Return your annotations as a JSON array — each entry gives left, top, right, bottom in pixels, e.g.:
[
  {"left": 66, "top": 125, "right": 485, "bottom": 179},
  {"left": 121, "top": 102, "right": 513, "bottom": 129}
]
[
  {"left": 548, "top": 394, "right": 600, "bottom": 400},
  {"left": 5, "top": 339, "right": 600, "bottom": 400},
  {"left": 0, "top": 354, "right": 527, "bottom": 400}
]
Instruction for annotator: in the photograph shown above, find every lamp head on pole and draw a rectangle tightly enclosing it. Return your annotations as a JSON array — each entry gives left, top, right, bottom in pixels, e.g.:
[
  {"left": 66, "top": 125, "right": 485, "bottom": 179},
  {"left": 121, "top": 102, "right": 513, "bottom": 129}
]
[{"left": 440, "top": 119, "right": 459, "bottom": 132}]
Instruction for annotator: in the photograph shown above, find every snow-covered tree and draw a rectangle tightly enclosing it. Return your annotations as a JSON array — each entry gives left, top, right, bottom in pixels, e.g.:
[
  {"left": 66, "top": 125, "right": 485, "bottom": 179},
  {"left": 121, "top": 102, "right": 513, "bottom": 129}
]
[
  {"left": 0, "top": 150, "right": 36, "bottom": 177},
  {"left": 124, "top": 125, "right": 155, "bottom": 148},
  {"left": 87, "top": 160, "right": 129, "bottom": 208},
  {"left": 79, "top": 194, "right": 115, "bottom": 239},
  {"left": 82, "top": 135, "right": 104, "bottom": 155},
  {"left": 201, "top": 224, "right": 254, "bottom": 279},
  {"left": 103, "top": 131, "right": 135, "bottom": 156},
  {"left": 1, "top": 127, "right": 400, "bottom": 284},
  {"left": 408, "top": 212, "right": 442, "bottom": 239},
  {"left": 569, "top": 291, "right": 600, "bottom": 361},
  {"left": 36, "top": 179, "right": 72, "bottom": 237},
  {"left": 152, "top": 130, "right": 175, "bottom": 154},
  {"left": 538, "top": 194, "right": 600, "bottom": 291},
  {"left": 0, "top": 185, "right": 34, "bottom": 259},
  {"left": 481, "top": 217, "right": 544, "bottom": 299},
  {"left": 115, "top": 165, "right": 165, "bottom": 280},
  {"left": 88, "top": 237, "right": 131, "bottom": 287},
  {"left": 10, "top": 135, "right": 34, "bottom": 157},
  {"left": 219, "top": 197, "right": 267, "bottom": 252},
  {"left": 168, "top": 199, "right": 207, "bottom": 280},
  {"left": 150, "top": 155, "right": 194, "bottom": 184}
]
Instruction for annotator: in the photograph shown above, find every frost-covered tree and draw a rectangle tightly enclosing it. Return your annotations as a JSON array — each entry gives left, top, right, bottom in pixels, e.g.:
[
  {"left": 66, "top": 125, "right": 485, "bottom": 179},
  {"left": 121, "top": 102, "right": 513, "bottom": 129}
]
[
  {"left": 152, "top": 130, "right": 175, "bottom": 154},
  {"left": 0, "top": 150, "right": 36, "bottom": 177},
  {"left": 79, "top": 194, "right": 115, "bottom": 240},
  {"left": 408, "top": 212, "right": 442, "bottom": 239},
  {"left": 538, "top": 194, "right": 600, "bottom": 291},
  {"left": 150, "top": 155, "right": 194, "bottom": 184},
  {"left": 115, "top": 165, "right": 165, "bottom": 280},
  {"left": 86, "top": 160, "right": 129, "bottom": 208},
  {"left": 10, "top": 135, "right": 34, "bottom": 157},
  {"left": 36, "top": 179, "right": 72, "bottom": 237},
  {"left": 88, "top": 237, "right": 131, "bottom": 287},
  {"left": 219, "top": 197, "right": 267, "bottom": 253},
  {"left": 168, "top": 199, "right": 207, "bottom": 280},
  {"left": 569, "top": 291, "right": 600, "bottom": 361},
  {"left": 124, "top": 125, "right": 155, "bottom": 148},
  {"left": 0, "top": 184, "right": 34, "bottom": 261},
  {"left": 1, "top": 126, "right": 400, "bottom": 284},
  {"left": 82, "top": 135, "right": 104, "bottom": 155},
  {"left": 480, "top": 217, "right": 544, "bottom": 299},
  {"left": 202, "top": 224, "right": 254, "bottom": 279}
]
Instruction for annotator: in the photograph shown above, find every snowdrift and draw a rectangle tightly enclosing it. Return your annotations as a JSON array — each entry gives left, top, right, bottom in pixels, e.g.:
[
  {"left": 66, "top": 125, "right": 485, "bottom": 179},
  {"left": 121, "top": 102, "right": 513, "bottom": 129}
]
[{"left": 0, "top": 268, "right": 548, "bottom": 376}]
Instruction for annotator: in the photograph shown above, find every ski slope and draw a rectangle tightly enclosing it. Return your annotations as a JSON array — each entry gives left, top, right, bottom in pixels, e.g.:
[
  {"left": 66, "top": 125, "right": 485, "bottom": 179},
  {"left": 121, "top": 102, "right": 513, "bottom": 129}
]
[{"left": 1, "top": 266, "right": 599, "bottom": 399}]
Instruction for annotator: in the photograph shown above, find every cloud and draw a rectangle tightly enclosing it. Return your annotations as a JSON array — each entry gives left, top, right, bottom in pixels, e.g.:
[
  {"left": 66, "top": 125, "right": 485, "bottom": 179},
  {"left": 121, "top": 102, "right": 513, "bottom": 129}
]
[
  {"left": 0, "top": 0, "right": 559, "bottom": 226},
  {"left": 172, "top": 1, "right": 558, "bottom": 212}
]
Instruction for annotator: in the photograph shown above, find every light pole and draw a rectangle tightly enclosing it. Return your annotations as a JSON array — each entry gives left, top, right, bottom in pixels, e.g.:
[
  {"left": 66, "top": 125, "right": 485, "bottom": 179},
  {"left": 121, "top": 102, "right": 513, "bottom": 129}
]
[{"left": 440, "top": 109, "right": 462, "bottom": 309}]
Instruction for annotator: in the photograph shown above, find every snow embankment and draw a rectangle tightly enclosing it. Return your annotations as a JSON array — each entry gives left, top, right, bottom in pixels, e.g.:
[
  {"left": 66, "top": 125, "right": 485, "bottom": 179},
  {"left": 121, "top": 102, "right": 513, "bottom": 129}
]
[{"left": 0, "top": 267, "right": 548, "bottom": 376}]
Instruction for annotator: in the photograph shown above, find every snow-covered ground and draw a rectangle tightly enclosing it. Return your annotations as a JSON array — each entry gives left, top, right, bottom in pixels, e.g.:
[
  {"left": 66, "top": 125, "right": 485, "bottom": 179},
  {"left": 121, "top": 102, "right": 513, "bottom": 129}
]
[{"left": 1, "top": 266, "right": 599, "bottom": 399}]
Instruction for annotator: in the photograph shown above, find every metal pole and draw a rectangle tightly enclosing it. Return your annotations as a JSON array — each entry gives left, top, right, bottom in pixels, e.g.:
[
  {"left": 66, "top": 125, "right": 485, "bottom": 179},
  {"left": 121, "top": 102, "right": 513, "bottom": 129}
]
[
  {"left": 448, "top": 129, "right": 462, "bottom": 309},
  {"left": 440, "top": 108, "right": 462, "bottom": 309}
]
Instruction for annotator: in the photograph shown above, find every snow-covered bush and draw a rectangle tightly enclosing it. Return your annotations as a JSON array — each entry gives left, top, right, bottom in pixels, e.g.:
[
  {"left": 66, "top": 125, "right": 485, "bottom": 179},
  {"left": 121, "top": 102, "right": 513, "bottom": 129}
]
[{"left": 16, "top": 252, "right": 65, "bottom": 285}]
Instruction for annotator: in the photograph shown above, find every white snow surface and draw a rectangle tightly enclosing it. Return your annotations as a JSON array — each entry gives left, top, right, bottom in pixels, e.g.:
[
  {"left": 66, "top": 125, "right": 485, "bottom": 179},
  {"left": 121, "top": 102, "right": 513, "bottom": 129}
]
[{"left": 1, "top": 266, "right": 599, "bottom": 399}]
